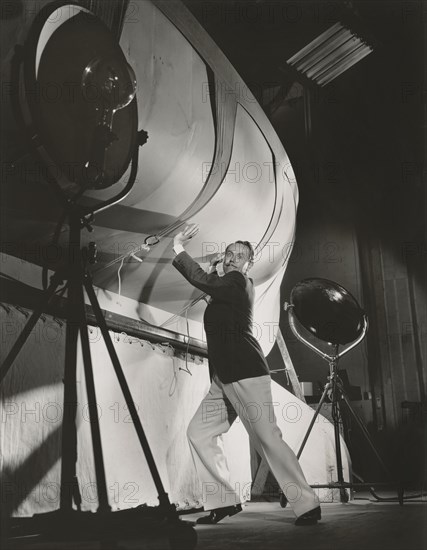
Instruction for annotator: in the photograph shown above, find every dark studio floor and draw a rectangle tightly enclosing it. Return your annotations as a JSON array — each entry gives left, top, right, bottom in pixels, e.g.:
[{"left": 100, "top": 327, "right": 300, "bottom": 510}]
[
  {"left": 4, "top": 493, "right": 427, "bottom": 550},
  {"left": 188, "top": 498, "right": 426, "bottom": 550}
]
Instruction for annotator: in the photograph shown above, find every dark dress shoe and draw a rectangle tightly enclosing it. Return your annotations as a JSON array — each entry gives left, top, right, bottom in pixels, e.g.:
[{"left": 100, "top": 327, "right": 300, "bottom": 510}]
[
  {"left": 294, "top": 506, "right": 321, "bottom": 526},
  {"left": 196, "top": 504, "right": 242, "bottom": 524}
]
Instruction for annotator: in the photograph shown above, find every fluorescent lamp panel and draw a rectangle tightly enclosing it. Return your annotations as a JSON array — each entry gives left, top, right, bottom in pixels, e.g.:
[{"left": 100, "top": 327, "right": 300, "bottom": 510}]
[
  {"left": 287, "top": 22, "right": 342, "bottom": 65},
  {"left": 296, "top": 28, "right": 353, "bottom": 72},
  {"left": 307, "top": 37, "right": 364, "bottom": 79},
  {"left": 318, "top": 45, "right": 373, "bottom": 85}
]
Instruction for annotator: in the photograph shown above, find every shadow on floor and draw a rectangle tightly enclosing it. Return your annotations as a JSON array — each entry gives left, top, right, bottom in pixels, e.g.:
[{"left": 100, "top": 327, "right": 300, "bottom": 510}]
[{"left": 3, "top": 496, "right": 426, "bottom": 550}]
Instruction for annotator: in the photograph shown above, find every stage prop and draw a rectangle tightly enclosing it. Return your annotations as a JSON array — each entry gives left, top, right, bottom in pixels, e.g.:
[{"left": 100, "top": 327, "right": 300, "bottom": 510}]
[
  {"left": 2, "top": 0, "right": 299, "bottom": 353},
  {"left": 1, "top": 2, "right": 353, "bottom": 543},
  {"left": 1, "top": 303, "right": 350, "bottom": 516}
]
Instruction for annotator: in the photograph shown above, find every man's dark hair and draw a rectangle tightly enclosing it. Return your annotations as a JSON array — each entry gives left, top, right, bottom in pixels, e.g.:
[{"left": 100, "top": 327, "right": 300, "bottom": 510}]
[{"left": 234, "top": 240, "right": 255, "bottom": 263}]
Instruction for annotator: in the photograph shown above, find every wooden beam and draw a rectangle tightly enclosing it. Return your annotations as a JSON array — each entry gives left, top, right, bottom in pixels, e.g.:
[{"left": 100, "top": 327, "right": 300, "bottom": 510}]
[
  {"left": 276, "top": 327, "right": 306, "bottom": 402},
  {"left": 0, "top": 277, "right": 208, "bottom": 357}
]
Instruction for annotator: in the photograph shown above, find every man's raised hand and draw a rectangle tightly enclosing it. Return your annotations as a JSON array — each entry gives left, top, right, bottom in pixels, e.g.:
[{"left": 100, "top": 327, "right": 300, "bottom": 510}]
[{"left": 174, "top": 224, "right": 200, "bottom": 247}]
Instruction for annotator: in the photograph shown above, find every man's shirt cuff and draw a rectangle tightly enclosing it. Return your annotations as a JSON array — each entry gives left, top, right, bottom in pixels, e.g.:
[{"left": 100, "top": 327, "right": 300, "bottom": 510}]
[{"left": 173, "top": 244, "right": 185, "bottom": 256}]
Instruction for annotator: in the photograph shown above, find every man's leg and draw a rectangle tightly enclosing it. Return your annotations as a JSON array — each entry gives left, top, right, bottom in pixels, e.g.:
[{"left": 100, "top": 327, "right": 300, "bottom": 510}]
[
  {"left": 187, "top": 375, "right": 240, "bottom": 511},
  {"left": 223, "top": 375, "right": 319, "bottom": 518}
]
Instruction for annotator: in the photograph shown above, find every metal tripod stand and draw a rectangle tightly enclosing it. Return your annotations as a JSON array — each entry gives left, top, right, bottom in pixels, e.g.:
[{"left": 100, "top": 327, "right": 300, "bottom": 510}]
[
  {"left": 281, "top": 278, "right": 403, "bottom": 505},
  {"left": 293, "top": 339, "right": 396, "bottom": 503},
  {"left": 0, "top": 205, "right": 195, "bottom": 546},
  {"left": 2, "top": 4, "right": 196, "bottom": 543}
]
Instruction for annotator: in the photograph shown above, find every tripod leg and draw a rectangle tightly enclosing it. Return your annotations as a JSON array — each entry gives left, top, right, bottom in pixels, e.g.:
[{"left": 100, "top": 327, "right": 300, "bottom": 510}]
[
  {"left": 340, "top": 394, "right": 406, "bottom": 504},
  {"left": 72, "top": 475, "right": 82, "bottom": 512},
  {"left": 60, "top": 269, "right": 80, "bottom": 511},
  {"left": 77, "top": 281, "right": 111, "bottom": 513},
  {"left": 82, "top": 272, "right": 175, "bottom": 515},
  {"left": 0, "top": 273, "right": 62, "bottom": 384},
  {"left": 340, "top": 393, "right": 391, "bottom": 477},
  {"left": 60, "top": 212, "right": 87, "bottom": 512},
  {"left": 60, "top": 321, "right": 79, "bottom": 511},
  {"left": 331, "top": 394, "right": 348, "bottom": 503},
  {"left": 297, "top": 382, "right": 332, "bottom": 458}
]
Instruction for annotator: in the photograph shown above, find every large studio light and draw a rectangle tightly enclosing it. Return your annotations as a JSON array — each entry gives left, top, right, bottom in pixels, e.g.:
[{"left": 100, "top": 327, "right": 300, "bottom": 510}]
[{"left": 20, "top": 4, "right": 138, "bottom": 191}]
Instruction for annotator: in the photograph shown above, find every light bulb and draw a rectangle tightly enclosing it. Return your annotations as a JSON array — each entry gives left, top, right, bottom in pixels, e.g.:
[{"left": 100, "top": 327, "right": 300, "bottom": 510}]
[{"left": 81, "top": 56, "right": 137, "bottom": 126}]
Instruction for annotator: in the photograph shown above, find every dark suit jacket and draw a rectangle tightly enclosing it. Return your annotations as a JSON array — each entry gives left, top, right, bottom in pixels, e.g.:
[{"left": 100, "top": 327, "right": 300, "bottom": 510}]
[{"left": 173, "top": 251, "right": 270, "bottom": 383}]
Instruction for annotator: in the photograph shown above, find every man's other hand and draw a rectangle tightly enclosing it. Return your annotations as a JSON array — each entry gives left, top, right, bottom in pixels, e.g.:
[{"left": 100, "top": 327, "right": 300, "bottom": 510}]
[{"left": 209, "top": 252, "right": 225, "bottom": 267}]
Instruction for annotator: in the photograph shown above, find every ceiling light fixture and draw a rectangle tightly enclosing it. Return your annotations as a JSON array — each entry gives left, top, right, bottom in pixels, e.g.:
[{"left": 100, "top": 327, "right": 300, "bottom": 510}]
[{"left": 286, "top": 22, "right": 373, "bottom": 87}]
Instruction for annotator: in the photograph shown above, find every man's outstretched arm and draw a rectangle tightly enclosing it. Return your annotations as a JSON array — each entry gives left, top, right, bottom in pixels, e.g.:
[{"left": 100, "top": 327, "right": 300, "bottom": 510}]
[
  {"left": 171, "top": 225, "right": 244, "bottom": 299},
  {"left": 173, "top": 250, "right": 244, "bottom": 299}
]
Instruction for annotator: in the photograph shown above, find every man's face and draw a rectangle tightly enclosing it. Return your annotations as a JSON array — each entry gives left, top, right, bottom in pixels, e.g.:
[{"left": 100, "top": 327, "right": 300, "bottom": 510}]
[{"left": 223, "top": 242, "right": 252, "bottom": 274}]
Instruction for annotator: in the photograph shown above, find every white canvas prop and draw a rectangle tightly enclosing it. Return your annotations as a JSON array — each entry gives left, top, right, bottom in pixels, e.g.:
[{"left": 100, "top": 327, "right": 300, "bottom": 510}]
[{"left": 1, "top": 306, "right": 350, "bottom": 516}]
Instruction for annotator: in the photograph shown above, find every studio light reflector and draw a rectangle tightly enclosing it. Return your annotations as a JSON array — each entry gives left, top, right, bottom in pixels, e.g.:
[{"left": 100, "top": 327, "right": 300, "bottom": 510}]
[{"left": 286, "top": 22, "right": 373, "bottom": 87}]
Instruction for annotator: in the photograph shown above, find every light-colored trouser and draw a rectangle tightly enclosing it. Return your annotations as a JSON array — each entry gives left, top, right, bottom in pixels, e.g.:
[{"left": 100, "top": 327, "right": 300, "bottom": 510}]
[{"left": 187, "top": 374, "right": 318, "bottom": 517}]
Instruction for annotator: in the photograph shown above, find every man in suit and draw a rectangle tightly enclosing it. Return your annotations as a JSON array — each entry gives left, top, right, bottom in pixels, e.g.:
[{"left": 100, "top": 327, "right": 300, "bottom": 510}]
[{"left": 172, "top": 224, "right": 321, "bottom": 525}]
